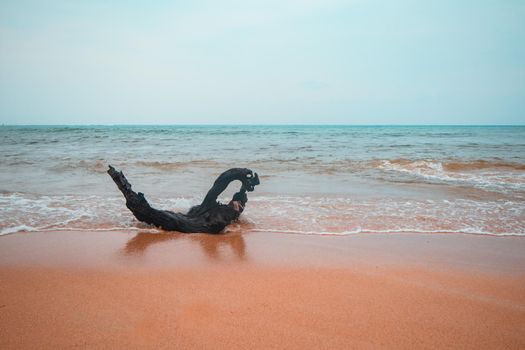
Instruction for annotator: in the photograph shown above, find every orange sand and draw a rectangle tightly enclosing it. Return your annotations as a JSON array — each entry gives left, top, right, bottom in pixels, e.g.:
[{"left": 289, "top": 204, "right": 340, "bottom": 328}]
[{"left": 1, "top": 231, "right": 524, "bottom": 349}]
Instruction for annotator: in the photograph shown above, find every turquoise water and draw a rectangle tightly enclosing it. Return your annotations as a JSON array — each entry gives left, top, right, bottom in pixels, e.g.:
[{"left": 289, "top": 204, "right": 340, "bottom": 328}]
[{"left": 1, "top": 125, "right": 524, "bottom": 235}]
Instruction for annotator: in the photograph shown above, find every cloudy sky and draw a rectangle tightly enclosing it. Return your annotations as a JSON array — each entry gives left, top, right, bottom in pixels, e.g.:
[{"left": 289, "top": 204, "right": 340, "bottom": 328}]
[{"left": 0, "top": 0, "right": 524, "bottom": 124}]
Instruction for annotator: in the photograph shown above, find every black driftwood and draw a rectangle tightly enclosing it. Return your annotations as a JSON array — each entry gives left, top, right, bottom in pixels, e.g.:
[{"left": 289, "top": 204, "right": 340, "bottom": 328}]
[{"left": 108, "top": 165, "right": 259, "bottom": 233}]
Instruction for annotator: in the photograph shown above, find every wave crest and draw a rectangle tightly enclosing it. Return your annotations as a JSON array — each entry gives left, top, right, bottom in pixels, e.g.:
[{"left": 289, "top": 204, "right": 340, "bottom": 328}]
[
  {"left": 378, "top": 159, "right": 525, "bottom": 192},
  {"left": 383, "top": 158, "right": 525, "bottom": 172}
]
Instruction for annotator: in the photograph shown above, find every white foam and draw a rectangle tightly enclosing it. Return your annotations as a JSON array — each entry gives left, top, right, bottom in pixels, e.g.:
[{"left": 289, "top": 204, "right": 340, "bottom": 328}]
[
  {"left": 1, "top": 192, "right": 524, "bottom": 237},
  {"left": 252, "top": 228, "right": 525, "bottom": 237},
  {"left": 379, "top": 159, "right": 525, "bottom": 193},
  {"left": 0, "top": 225, "right": 36, "bottom": 235}
]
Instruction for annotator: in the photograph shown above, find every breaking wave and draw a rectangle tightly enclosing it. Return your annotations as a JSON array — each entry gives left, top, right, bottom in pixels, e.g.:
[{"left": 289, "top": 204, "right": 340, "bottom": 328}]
[
  {"left": 377, "top": 159, "right": 525, "bottom": 193},
  {"left": 383, "top": 159, "right": 525, "bottom": 172},
  {"left": 1, "top": 193, "right": 524, "bottom": 236}
]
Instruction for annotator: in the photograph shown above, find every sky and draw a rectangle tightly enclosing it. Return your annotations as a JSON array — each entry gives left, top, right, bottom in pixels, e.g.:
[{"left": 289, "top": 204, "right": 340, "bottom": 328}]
[{"left": 0, "top": 0, "right": 524, "bottom": 125}]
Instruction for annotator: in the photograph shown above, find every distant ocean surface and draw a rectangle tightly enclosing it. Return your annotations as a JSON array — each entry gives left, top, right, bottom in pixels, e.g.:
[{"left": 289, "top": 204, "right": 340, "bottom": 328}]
[{"left": 1, "top": 125, "right": 524, "bottom": 236}]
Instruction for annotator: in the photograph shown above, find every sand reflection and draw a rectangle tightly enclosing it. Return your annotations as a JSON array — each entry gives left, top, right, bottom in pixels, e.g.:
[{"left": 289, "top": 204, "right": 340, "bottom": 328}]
[{"left": 124, "top": 231, "right": 247, "bottom": 261}]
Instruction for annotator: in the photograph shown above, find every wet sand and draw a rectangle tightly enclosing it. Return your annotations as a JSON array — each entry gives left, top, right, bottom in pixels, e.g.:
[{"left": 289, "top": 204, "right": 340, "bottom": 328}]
[{"left": 1, "top": 231, "right": 524, "bottom": 349}]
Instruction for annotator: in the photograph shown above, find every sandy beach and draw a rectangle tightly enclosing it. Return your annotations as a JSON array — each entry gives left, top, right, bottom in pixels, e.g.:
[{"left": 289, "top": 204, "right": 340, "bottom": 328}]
[{"left": 1, "top": 231, "right": 524, "bottom": 349}]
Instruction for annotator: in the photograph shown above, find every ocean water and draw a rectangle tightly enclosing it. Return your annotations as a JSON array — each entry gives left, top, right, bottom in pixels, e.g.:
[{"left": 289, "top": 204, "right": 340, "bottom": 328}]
[{"left": 1, "top": 125, "right": 524, "bottom": 236}]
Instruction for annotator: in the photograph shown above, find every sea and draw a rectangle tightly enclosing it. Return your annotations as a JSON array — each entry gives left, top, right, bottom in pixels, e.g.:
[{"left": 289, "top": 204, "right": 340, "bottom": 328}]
[{"left": 1, "top": 125, "right": 524, "bottom": 236}]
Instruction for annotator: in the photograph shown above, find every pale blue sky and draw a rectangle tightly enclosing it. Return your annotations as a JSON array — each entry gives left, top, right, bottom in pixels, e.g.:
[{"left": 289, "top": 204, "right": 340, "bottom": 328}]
[{"left": 0, "top": 0, "right": 524, "bottom": 124}]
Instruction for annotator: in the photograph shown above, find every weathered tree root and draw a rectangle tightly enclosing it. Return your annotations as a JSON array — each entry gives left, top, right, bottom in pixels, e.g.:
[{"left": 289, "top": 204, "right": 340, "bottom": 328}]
[{"left": 108, "top": 165, "right": 259, "bottom": 233}]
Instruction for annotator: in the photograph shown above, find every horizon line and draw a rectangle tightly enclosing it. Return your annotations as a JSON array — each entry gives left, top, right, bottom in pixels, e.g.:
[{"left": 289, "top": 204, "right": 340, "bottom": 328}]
[{"left": 1, "top": 123, "right": 525, "bottom": 127}]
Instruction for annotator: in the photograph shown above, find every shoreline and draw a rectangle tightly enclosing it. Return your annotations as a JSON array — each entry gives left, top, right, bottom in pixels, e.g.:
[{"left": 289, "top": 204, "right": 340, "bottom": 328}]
[
  {"left": 1, "top": 230, "right": 524, "bottom": 349},
  {"left": 4, "top": 227, "right": 525, "bottom": 237}
]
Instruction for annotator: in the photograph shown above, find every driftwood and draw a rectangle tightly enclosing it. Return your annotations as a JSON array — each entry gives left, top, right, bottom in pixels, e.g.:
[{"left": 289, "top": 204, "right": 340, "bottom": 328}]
[{"left": 108, "top": 166, "right": 259, "bottom": 233}]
